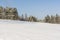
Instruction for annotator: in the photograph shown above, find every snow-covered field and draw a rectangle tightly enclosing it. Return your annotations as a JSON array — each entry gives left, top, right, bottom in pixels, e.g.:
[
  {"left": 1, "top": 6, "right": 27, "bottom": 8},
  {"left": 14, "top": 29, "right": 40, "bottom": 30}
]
[{"left": 0, "top": 20, "right": 60, "bottom": 40}]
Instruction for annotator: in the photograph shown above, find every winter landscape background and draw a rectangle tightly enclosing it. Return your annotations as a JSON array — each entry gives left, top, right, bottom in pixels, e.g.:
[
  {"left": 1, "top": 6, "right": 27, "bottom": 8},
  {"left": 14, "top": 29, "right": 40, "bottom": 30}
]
[{"left": 0, "top": 0, "right": 60, "bottom": 40}]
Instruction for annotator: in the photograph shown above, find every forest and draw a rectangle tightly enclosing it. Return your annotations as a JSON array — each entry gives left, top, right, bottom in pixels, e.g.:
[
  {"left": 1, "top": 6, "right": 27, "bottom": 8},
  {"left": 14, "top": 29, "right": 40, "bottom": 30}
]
[{"left": 0, "top": 6, "right": 60, "bottom": 24}]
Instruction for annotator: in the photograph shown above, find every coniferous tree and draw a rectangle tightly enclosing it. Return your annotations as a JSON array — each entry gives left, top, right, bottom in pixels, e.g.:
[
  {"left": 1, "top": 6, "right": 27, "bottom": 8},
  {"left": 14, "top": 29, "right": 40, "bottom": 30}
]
[
  {"left": 50, "top": 15, "right": 55, "bottom": 23},
  {"left": 25, "top": 13, "right": 28, "bottom": 21},
  {"left": 0, "top": 6, "right": 3, "bottom": 19},
  {"left": 28, "top": 16, "right": 37, "bottom": 22},
  {"left": 55, "top": 14, "right": 59, "bottom": 23},
  {"left": 20, "top": 14, "right": 25, "bottom": 21},
  {"left": 45, "top": 15, "right": 50, "bottom": 23}
]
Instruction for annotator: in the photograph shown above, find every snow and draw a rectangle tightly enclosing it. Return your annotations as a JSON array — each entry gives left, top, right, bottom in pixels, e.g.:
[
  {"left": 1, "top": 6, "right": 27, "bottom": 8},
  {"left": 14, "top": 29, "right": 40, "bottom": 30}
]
[{"left": 0, "top": 19, "right": 60, "bottom": 40}]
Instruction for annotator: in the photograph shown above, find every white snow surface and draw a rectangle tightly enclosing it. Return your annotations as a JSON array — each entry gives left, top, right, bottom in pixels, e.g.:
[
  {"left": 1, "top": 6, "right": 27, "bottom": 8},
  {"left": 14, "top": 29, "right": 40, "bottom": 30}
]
[{"left": 0, "top": 19, "right": 60, "bottom": 40}]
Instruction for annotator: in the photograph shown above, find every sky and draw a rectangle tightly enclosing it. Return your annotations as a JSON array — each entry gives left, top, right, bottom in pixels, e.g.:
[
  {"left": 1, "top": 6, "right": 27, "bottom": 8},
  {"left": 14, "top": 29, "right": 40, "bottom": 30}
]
[{"left": 0, "top": 0, "right": 60, "bottom": 19}]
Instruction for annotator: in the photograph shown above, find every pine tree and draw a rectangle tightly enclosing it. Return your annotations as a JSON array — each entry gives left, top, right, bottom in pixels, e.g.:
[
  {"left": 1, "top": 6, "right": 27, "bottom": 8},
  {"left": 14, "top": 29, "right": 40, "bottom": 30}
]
[
  {"left": 55, "top": 14, "right": 59, "bottom": 23},
  {"left": 45, "top": 15, "right": 50, "bottom": 23},
  {"left": 25, "top": 13, "right": 28, "bottom": 21},
  {"left": 50, "top": 15, "right": 55, "bottom": 23},
  {"left": 20, "top": 14, "right": 25, "bottom": 21},
  {"left": 28, "top": 16, "right": 37, "bottom": 22}
]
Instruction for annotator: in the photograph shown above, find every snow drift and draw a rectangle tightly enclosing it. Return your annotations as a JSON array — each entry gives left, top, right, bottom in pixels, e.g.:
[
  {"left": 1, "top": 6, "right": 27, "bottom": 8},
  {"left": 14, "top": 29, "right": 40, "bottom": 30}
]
[{"left": 0, "top": 19, "right": 60, "bottom": 40}]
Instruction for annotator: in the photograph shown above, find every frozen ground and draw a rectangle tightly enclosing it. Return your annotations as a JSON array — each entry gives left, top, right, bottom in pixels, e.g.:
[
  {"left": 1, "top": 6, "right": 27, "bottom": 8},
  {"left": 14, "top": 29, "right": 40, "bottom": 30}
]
[{"left": 0, "top": 19, "right": 60, "bottom": 40}]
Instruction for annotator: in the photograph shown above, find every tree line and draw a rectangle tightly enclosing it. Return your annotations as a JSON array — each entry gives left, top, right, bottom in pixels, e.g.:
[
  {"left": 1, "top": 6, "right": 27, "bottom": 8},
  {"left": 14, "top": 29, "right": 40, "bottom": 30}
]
[
  {"left": 0, "top": 6, "right": 60, "bottom": 23},
  {"left": 0, "top": 6, "right": 38, "bottom": 22},
  {"left": 44, "top": 14, "right": 60, "bottom": 24},
  {"left": 18, "top": 14, "right": 38, "bottom": 22},
  {"left": 19, "top": 14, "right": 60, "bottom": 24}
]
